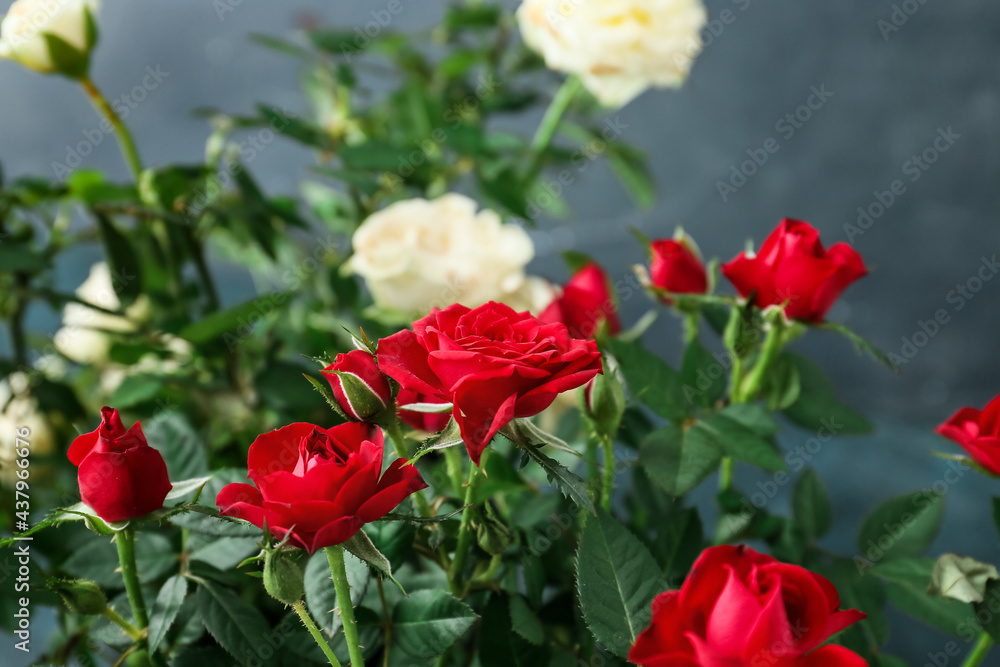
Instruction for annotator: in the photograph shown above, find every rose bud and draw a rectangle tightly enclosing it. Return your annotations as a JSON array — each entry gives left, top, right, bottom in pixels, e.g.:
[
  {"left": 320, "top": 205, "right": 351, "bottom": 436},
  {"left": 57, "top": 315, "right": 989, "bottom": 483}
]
[
  {"left": 378, "top": 301, "right": 603, "bottom": 464},
  {"left": 721, "top": 219, "right": 867, "bottom": 322},
  {"left": 49, "top": 577, "right": 108, "bottom": 615},
  {"left": 263, "top": 548, "right": 305, "bottom": 605},
  {"left": 648, "top": 231, "right": 709, "bottom": 303},
  {"left": 396, "top": 387, "right": 452, "bottom": 433},
  {"left": 0, "top": 0, "right": 99, "bottom": 77},
  {"left": 581, "top": 369, "right": 625, "bottom": 439},
  {"left": 538, "top": 262, "right": 621, "bottom": 339},
  {"left": 216, "top": 422, "right": 426, "bottom": 554},
  {"left": 67, "top": 407, "right": 172, "bottom": 524},
  {"left": 321, "top": 350, "right": 392, "bottom": 422},
  {"left": 629, "top": 544, "right": 867, "bottom": 666},
  {"left": 935, "top": 392, "right": 1000, "bottom": 475}
]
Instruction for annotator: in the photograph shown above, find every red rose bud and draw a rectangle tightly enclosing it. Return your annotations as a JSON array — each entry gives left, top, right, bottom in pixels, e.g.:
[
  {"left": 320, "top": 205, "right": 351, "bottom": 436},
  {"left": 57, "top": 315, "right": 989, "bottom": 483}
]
[
  {"left": 322, "top": 349, "right": 392, "bottom": 422},
  {"left": 649, "top": 233, "right": 708, "bottom": 302},
  {"left": 67, "top": 407, "right": 172, "bottom": 524},
  {"left": 629, "top": 545, "right": 867, "bottom": 666},
  {"left": 216, "top": 422, "right": 426, "bottom": 553},
  {"left": 936, "top": 392, "right": 1000, "bottom": 475},
  {"left": 581, "top": 371, "right": 625, "bottom": 439},
  {"left": 396, "top": 387, "right": 452, "bottom": 433},
  {"left": 538, "top": 263, "right": 621, "bottom": 338},
  {"left": 378, "top": 301, "right": 603, "bottom": 464},
  {"left": 721, "top": 219, "right": 867, "bottom": 322}
]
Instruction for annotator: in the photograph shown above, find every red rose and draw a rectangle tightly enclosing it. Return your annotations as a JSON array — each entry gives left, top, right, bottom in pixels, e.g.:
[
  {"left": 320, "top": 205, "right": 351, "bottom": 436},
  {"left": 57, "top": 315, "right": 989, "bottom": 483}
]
[
  {"left": 396, "top": 388, "right": 452, "bottom": 433},
  {"left": 67, "top": 407, "right": 172, "bottom": 523},
  {"left": 936, "top": 393, "right": 1000, "bottom": 474},
  {"left": 630, "top": 545, "right": 867, "bottom": 667},
  {"left": 216, "top": 422, "right": 425, "bottom": 553},
  {"left": 322, "top": 349, "right": 392, "bottom": 422},
  {"left": 721, "top": 219, "right": 867, "bottom": 322},
  {"left": 649, "top": 237, "right": 708, "bottom": 301},
  {"left": 538, "top": 262, "right": 621, "bottom": 338},
  {"left": 377, "top": 301, "right": 603, "bottom": 464}
]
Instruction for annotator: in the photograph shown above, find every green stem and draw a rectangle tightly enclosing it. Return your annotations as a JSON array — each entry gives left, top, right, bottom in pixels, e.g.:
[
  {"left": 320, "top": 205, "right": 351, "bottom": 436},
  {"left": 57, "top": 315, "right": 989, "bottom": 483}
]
[
  {"left": 962, "top": 633, "right": 995, "bottom": 667},
  {"left": 115, "top": 528, "right": 166, "bottom": 667},
  {"left": 737, "top": 320, "right": 784, "bottom": 403},
  {"left": 444, "top": 444, "right": 466, "bottom": 498},
  {"left": 326, "top": 546, "right": 365, "bottom": 667},
  {"left": 601, "top": 435, "right": 615, "bottom": 512},
  {"left": 80, "top": 78, "right": 143, "bottom": 180},
  {"left": 292, "top": 600, "right": 342, "bottom": 667},
  {"left": 683, "top": 312, "right": 700, "bottom": 345},
  {"left": 524, "top": 77, "right": 582, "bottom": 182},
  {"left": 102, "top": 606, "right": 142, "bottom": 642},
  {"left": 448, "top": 455, "right": 484, "bottom": 596},
  {"left": 718, "top": 458, "right": 734, "bottom": 492}
]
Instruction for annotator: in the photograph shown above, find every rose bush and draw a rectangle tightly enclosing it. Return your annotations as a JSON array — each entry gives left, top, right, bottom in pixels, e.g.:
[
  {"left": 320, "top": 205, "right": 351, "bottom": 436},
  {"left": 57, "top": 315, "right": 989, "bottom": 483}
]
[
  {"left": 216, "top": 422, "right": 426, "bottom": 553},
  {"left": 378, "top": 301, "right": 603, "bottom": 463}
]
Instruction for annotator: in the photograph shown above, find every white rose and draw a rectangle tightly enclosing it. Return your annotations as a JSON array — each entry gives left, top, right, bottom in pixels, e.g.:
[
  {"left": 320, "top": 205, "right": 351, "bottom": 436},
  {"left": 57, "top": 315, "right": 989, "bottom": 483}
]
[
  {"left": 516, "top": 0, "right": 707, "bottom": 108},
  {"left": 54, "top": 262, "right": 147, "bottom": 365},
  {"left": 0, "top": 0, "right": 99, "bottom": 75},
  {"left": 348, "top": 194, "right": 536, "bottom": 315},
  {"left": 502, "top": 276, "right": 558, "bottom": 315}
]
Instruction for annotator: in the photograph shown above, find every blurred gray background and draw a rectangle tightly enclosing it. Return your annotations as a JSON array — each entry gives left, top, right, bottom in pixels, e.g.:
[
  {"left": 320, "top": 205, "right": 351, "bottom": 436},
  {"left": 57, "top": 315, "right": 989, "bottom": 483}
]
[{"left": 1, "top": 0, "right": 999, "bottom": 663}]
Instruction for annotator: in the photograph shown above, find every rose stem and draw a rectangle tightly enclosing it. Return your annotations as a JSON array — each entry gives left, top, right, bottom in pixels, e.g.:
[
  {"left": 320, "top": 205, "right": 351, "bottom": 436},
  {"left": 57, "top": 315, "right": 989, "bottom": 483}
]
[
  {"left": 961, "top": 634, "right": 995, "bottom": 667},
  {"left": 524, "top": 76, "right": 583, "bottom": 182},
  {"left": 291, "top": 600, "right": 342, "bottom": 667},
  {"left": 115, "top": 528, "right": 167, "bottom": 667},
  {"left": 720, "top": 318, "right": 785, "bottom": 492},
  {"left": 601, "top": 434, "right": 615, "bottom": 511},
  {"left": 102, "top": 606, "right": 141, "bottom": 641},
  {"left": 326, "top": 545, "right": 365, "bottom": 667},
  {"left": 448, "top": 451, "right": 486, "bottom": 596},
  {"left": 385, "top": 417, "right": 433, "bottom": 518},
  {"left": 79, "top": 78, "right": 143, "bottom": 180}
]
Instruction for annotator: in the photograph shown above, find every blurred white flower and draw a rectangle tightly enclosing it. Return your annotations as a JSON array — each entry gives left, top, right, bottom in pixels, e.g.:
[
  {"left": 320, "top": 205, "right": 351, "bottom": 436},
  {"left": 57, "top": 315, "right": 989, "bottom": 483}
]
[
  {"left": 348, "top": 194, "right": 536, "bottom": 315},
  {"left": 0, "top": 0, "right": 99, "bottom": 75},
  {"left": 503, "top": 276, "right": 558, "bottom": 315},
  {"left": 54, "top": 262, "right": 148, "bottom": 366},
  {"left": 516, "top": 0, "right": 707, "bottom": 108},
  {"left": 0, "top": 374, "right": 55, "bottom": 474}
]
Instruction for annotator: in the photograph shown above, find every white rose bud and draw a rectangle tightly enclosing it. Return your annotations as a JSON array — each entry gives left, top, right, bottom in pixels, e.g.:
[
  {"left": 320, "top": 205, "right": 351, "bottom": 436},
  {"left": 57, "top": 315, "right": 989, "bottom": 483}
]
[
  {"left": 0, "top": 0, "right": 99, "bottom": 77},
  {"left": 347, "top": 194, "right": 535, "bottom": 316},
  {"left": 516, "top": 0, "right": 707, "bottom": 108}
]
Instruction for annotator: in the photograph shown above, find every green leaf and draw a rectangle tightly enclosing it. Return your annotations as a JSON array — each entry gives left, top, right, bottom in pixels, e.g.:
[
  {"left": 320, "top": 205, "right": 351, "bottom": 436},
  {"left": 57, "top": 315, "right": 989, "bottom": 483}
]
[
  {"left": 195, "top": 580, "right": 272, "bottom": 666},
  {"left": 342, "top": 530, "right": 403, "bottom": 592},
  {"left": 148, "top": 575, "right": 187, "bottom": 653},
  {"left": 976, "top": 579, "right": 1000, "bottom": 642},
  {"left": 363, "top": 519, "right": 415, "bottom": 570},
  {"left": 145, "top": 411, "right": 208, "bottom": 481},
  {"left": 304, "top": 551, "right": 369, "bottom": 635},
  {"left": 391, "top": 589, "right": 477, "bottom": 659},
  {"left": 443, "top": 4, "right": 502, "bottom": 29},
  {"left": 694, "top": 414, "right": 786, "bottom": 472},
  {"left": 720, "top": 403, "right": 779, "bottom": 437},
  {"left": 655, "top": 506, "right": 703, "bottom": 582},
  {"left": 873, "top": 558, "right": 975, "bottom": 635},
  {"left": 762, "top": 353, "right": 801, "bottom": 411},
  {"left": 509, "top": 594, "right": 544, "bottom": 645},
  {"left": 640, "top": 424, "right": 721, "bottom": 496},
  {"left": 781, "top": 353, "right": 873, "bottom": 435},
  {"left": 608, "top": 339, "right": 686, "bottom": 422},
  {"left": 95, "top": 213, "right": 143, "bottom": 306},
  {"left": 680, "top": 339, "right": 727, "bottom": 409},
  {"left": 792, "top": 469, "right": 832, "bottom": 542},
  {"left": 576, "top": 508, "right": 668, "bottom": 658},
  {"left": 517, "top": 438, "right": 595, "bottom": 514},
  {"left": 857, "top": 491, "right": 945, "bottom": 562},
  {"left": 108, "top": 374, "right": 163, "bottom": 408},
  {"left": 177, "top": 293, "right": 287, "bottom": 344},
  {"left": 0, "top": 243, "right": 50, "bottom": 271},
  {"left": 814, "top": 321, "right": 898, "bottom": 371}
]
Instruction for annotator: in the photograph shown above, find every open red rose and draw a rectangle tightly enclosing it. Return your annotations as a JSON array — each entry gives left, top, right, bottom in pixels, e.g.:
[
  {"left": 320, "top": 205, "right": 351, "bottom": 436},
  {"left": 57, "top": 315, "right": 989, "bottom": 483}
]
[
  {"left": 68, "top": 407, "right": 172, "bottom": 523},
  {"left": 538, "top": 262, "right": 620, "bottom": 338},
  {"left": 649, "top": 237, "right": 708, "bottom": 302},
  {"left": 630, "top": 545, "right": 867, "bottom": 667},
  {"left": 936, "top": 392, "right": 1000, "bottom": 475},
  {"left": 377, "top": 301, "right": 603, "bottom": 464},
  {"left": 721, "top": 219, "right": 867, "bottom": 322},
  {"left": 322, "top": 349, "right": 392, "bottom": 422},
  {"left": 216, "top": 422, "right": 426, "bottom": 553},
  {"left": 396, "top": 387, "right": 452, "bottom": 433}
]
